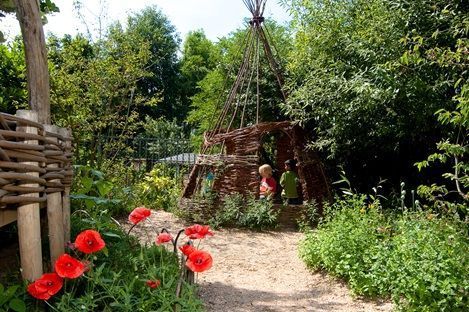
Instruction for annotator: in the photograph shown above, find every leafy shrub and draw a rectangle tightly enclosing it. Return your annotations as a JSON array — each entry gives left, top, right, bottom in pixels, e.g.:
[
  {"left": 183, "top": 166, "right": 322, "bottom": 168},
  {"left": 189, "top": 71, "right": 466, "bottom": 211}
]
[
  {"left": 133, "top": 165, "right": 182, "bottom": 211},
  {"left": 300, "top": 195, "right": 469, "bottom": 311},
  {"left": 0, "top": 283, "right": 26, "bottom": 312},
  {"left": 210, "top": 193, "right": 279, "bottom": 230},
  {"left": 296, "top": 200, "right": 320, "bottom": 231},
  {"left": 383, "top": 216, "right": 469, "bottom": 310},
  {"left": 71, "top": 165, "right": 126, "bottom": 216},
  {"left": 209, "top": 193, "right": 243, "bottom": 228},
  {"left": 239, "top": 197, "right": 279, "bottom": 230}
]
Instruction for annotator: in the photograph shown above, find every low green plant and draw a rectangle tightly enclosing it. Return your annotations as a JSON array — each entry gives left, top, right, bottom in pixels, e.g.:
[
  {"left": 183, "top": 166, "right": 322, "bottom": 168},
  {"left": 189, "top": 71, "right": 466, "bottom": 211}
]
[
  {"left": 0, "top": 283, "right": 26, "bottom": 312},
  {"left": 209, "top": 193, "right": 243, "bottom": 228},
  {"left": 210, "top": 193, "right": 279, "bottom": 230},
  {"left": 300, "top": 195, "right": 469, "bottom": 311},
  {"left": 296, "top": 200, "right": 320, "bottom": 231},
  {"left": 133, "top": 165, "right": 182, "bottom": 211},
  {"left": 71, "top": 165, "right": 126, "bottom": 216},
  {"left": 239, "top": 197, "right": 279, "bottom": 230}
]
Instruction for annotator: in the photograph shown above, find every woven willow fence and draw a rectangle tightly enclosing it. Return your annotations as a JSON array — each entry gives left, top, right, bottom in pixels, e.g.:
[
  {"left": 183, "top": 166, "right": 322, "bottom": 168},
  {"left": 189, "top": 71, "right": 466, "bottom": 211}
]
[{"left": 0, "top": 110, "right": 72, "bottom": 281}]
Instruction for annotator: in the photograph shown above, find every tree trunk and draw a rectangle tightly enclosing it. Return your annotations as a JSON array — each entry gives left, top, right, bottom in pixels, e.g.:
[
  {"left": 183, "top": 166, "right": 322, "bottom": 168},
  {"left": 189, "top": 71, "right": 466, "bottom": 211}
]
[{"left": 13, "top": 0, "right": 51, "bottom": 124}]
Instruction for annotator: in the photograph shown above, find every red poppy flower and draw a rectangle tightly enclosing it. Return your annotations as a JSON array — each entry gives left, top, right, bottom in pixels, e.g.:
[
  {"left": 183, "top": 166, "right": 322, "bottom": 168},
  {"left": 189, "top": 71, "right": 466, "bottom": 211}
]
[
  {"left": 146, "top": 280, "right": 161, "bottom": 289},
  {"left": 27, "top": 273, "right": 63, "bottom": 300},
  {"left": 184, "top": 224, "right": 214, "bottom": 239},
  {"left": 179, "top": 244, "right": 196, "bottom": 256},
  {"left": 186, "top": 250, "right": 213, "bottom": 273},
  {"left": 156, "top": 233, "right": 173, "bottom": 245},
  {"left": 128, "top": 207, "right": 151, "bottom": 225},
  {"left": 54, "top": 254, "right": 86, "bottom": 279},
  {"left": 74, "top": 229, "right": 105, "bottom": 254}
]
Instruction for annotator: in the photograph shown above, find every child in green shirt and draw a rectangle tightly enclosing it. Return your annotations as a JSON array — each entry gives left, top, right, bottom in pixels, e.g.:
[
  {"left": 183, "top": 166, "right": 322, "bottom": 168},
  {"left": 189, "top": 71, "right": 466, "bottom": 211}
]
[{"left": 280, "top": 159, "right": 301, "bottom": 205}]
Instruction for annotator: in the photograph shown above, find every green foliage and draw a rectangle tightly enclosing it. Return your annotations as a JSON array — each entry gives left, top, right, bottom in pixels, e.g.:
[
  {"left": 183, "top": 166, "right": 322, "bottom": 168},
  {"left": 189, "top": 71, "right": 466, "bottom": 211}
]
[
  {"left": 141, "top": 117, "right": 190, "bottom": 157},
  {"left": 133, "top": 165, "right": 182, "bottom": 211},
  {"left": 126, "top": 6, "right": 183, "bottom": 121},
  {"left": 0, "top": 41, "right": 26, "bottom": 113},
  {"left": 180, "top": 29, "right": 218, "bottom": 115},
  {"left": 0, "top": 283, "right": 26, "bottom": 312},
  {"left": 412, "top": 1, "right": 469, "bottom": 216},
  {"left": 48, "top": 29, "right": 152, "bottom": 167},
  {"left": 295, "top": 200, "right": 320, "bottom": 231},
  {"left": 239, "top": 197, "right": 279, "bottom": 230},
  {"left": 71, "top": 165, "right": 126, "bottom": 216},
  {"left": 210, "top": 193, "right": 279, "bottom": 230},
  {"left": 300, "top": 195, "right": 469, "bottom": 311},
  {"left": 0, "top": 0, "right": 15, "bottom": 13},
  {"left": 181, "top": 30, "right": 217, "bottom": 85},
  {"left": 283, "top": 0, "right": 467, "bottom": 189},
  {"left": 210, "top": 193, "right": 243, "bottom": 228},
  {"left": 186, "top": 69, "right": 225, "bottom": 148},
  {"left": 72, "top": 161, "right": 184, "bottom": 216}
]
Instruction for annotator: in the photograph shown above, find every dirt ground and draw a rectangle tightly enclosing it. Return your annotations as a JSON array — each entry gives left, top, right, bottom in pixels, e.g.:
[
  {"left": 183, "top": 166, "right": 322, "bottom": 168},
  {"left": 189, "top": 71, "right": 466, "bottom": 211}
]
[{"left": 126, "top": 210, "right": 393, "bottom": 312}]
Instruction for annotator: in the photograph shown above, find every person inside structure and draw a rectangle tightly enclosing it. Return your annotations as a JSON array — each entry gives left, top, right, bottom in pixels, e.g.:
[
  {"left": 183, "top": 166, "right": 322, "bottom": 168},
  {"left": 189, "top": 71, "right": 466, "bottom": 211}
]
[
  {"left": 280, "top": 159, "right": 301, "bottom": 205},
  {"left": 259, "top": 164, "right": 277, "bottom": 200},
  {"left": 202, "top": 165, "right": 215, "bottom": 197}
]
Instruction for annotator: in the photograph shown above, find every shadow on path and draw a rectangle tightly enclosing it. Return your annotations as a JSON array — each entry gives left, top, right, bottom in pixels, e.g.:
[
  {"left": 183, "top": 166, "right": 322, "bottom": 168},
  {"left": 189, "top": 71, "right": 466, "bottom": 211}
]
[{"left": 199, "top": 281, "right": 349, "bottom": 312}]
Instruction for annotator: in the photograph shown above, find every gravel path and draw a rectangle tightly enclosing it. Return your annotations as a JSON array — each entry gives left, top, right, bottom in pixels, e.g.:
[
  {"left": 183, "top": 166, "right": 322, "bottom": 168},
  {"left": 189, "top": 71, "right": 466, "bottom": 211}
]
[{"left": 126, "top": 210, "right": 393, "bottom": 312}]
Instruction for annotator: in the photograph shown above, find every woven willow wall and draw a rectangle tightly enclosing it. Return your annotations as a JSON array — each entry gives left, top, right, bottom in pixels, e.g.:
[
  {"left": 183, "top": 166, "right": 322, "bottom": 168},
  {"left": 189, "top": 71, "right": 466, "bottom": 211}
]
[
  {"left": 0, "top": 112, "right": 72, "bottom": 211},
  {"left": 0, "top": 110, "right": 73, "bottom": 281},
  {"left": 182, "top": 121, "right": 330, "bottom": 215}
]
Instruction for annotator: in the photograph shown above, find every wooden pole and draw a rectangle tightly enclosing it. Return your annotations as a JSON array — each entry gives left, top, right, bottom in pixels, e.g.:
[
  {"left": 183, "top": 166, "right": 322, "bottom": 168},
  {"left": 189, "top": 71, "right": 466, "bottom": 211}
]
[
  {"left": 16, "top": 110, "right": 43, "bottom": 281},
  {"left": 58, "top": 128, "right": 71, "bottom": 243},
  {"left": 44, "top": 125, "right": 64, "bottom": 265},
  {"left": 13, "top": 0, "right": 51, "bottom": 124}
]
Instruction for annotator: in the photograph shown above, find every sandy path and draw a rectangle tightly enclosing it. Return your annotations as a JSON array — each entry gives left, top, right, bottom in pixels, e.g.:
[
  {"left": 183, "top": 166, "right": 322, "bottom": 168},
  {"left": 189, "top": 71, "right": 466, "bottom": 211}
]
[{"left": 126, "top": 211, "right": 393, "bottom": 312}]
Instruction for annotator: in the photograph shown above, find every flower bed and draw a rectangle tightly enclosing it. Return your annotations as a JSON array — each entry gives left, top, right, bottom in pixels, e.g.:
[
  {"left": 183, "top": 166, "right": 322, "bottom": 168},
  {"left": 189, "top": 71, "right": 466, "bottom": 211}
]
[{"left": 18, "top": 207, "right": 210, "bottom": 311}]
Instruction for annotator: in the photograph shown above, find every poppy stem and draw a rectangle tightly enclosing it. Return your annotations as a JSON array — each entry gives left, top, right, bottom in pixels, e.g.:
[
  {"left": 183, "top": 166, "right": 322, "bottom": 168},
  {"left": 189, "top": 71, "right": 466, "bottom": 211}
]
[
  {"left": 173, "top": 229, "right": 186, "bottom": 253},
  {"left": 44, "top": 300, "right": 59, "bottom": 312},
  {"left": 127, "top": 223, "right": 137, "bottom": 236}
]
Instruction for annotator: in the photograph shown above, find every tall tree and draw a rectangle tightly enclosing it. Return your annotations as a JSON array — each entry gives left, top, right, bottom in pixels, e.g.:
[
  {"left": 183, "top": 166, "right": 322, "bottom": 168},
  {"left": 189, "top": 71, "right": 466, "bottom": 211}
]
[
  {"left": 126, "top": 6, "right": 182, "bottom": 120},
  {"left": 282, "top": 0, "right": 464, "bottom": 189},
  {"left": 49, "top": 25, "right": 152, "bottom": 166},
  {"left": 180, "top": 30, "right": 218, "bottom": 97},
  {"left": 0, "top": 40, "right": 27, "bottom": 113}
]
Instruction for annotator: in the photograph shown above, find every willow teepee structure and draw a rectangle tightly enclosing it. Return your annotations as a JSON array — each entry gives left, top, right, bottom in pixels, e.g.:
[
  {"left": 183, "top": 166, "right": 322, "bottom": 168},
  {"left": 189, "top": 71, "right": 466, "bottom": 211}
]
[{"left": 182, "top": 0, "right": 329, "bottom": 213}]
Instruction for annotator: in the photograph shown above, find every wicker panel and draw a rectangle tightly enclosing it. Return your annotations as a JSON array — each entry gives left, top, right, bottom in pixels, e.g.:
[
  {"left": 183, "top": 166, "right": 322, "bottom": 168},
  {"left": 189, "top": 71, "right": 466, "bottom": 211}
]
[{"left": 0, "top": 113, "right": 73, "bottom": 208}]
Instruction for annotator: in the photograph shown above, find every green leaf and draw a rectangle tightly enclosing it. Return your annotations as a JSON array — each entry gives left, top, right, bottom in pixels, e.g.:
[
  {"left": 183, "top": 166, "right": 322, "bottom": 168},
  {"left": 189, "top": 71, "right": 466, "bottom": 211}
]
[
  {"left": 9, "top": 298, "right": 26, "bottom": 312},
  {"left": 103, "top": 232, "right": 121, "bottom": 239},
  {"left": 102, "top": 246, "right": 109, "bottom": 257},
  {"left": 5, "top": 286, "right": 18, "bottom": 299},
  {"left": 80, "top": 176, "right": 93, "bottom": 194},
  {"left": 90, "top": 169, "right": 104, "bottom": 180},
  {"left": 95, "top": 180, "right": 113, "bottom": 197}
]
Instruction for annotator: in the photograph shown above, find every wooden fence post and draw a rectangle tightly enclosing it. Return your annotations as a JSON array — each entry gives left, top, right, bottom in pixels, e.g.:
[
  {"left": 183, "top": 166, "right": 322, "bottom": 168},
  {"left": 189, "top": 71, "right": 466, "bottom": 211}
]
[
  {"left": 44, "top": 125, "right": 64, "bottom": 265},
  {"left": 59, "top": 128, "right": 71, "bottom": 243},
  {"left": 16, "top": 110, "right": 43, "bottom": 281}
]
